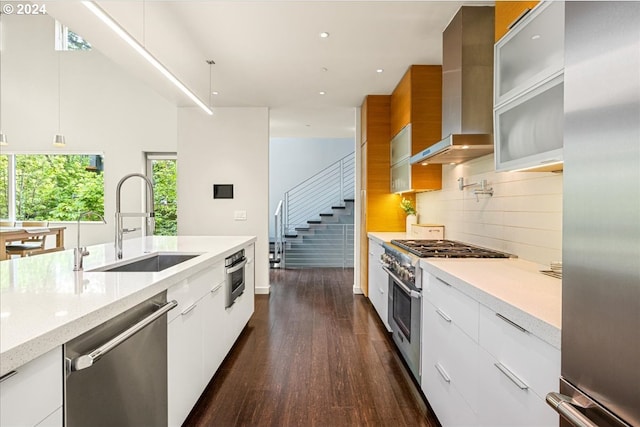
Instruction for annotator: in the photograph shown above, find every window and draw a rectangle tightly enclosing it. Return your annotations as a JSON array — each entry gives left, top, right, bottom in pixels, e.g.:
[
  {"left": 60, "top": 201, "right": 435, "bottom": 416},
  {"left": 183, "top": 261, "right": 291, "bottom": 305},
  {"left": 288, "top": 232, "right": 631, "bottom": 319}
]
[
  {"left": 146, "top": 153, "right": 177, "bottom": 236},
  {"left": 55, "top": 20, "right": 92, "bottom": 51},
  {"left": 0, "top": 154, "right": 104, "bottom": 221}
]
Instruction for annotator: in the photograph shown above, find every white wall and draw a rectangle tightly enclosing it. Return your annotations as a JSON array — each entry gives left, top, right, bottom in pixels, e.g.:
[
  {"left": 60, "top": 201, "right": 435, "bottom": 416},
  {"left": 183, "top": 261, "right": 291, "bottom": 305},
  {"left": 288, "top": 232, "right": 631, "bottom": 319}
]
[
  {"left": 416, "top": 154, "right": 563, "bottom": 265},
  {"left": 177, "top": 107, "right": 270, "bottom": 294},
  {"left": 1, "top": 14, "right": 177, "bottom": 247},
  {"left": 268, "top": 137, "right": 354, "bottom": 237}
]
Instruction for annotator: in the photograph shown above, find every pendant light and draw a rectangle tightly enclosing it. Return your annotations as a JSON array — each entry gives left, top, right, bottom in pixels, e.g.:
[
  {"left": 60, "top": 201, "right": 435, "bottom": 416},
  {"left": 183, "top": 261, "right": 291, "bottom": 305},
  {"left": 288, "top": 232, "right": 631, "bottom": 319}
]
[
  {"left": 53, "top": 51, "right": 65, "bottom": 147},
  {"left": 207, "top": 59, "right": 215, "bottom": 110}
]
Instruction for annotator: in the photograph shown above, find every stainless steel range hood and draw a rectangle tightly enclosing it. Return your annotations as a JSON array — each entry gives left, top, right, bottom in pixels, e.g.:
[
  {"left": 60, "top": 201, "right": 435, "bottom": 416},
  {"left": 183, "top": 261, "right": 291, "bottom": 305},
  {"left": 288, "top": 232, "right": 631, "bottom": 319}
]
[{"left": 411, "top": 6, "right": 495, "bottom": 165}]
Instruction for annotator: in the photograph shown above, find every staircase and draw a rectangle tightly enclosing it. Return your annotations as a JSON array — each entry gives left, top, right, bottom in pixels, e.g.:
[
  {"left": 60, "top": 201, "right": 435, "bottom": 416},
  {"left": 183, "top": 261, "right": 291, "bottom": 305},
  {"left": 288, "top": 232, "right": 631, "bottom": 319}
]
[
  {"left": 283, "top": 199, "right": 354, "bottom": 268},
  {"left": 271, "top": 153, "right": 355, "bottom": 269}
]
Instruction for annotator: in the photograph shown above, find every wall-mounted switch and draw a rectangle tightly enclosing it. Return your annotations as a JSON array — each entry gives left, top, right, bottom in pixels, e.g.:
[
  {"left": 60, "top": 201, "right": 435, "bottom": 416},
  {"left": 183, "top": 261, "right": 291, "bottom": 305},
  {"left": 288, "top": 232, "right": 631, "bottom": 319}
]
[{"left": 234, "top": 210, "right": 247, "bottom": 221}]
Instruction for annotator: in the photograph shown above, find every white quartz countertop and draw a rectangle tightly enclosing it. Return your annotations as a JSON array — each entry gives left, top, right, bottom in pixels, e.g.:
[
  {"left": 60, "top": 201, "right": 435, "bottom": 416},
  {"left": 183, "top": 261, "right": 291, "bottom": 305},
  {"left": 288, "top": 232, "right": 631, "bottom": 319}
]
[
  {"left": 0, "top": 235, "right": 256, "bottom": 376},
  {"left": 367, "top": 231, "right": 414, "bottom": 245},
  {"left": 420, "top": 258, "right": 562, "bottom": 348}
]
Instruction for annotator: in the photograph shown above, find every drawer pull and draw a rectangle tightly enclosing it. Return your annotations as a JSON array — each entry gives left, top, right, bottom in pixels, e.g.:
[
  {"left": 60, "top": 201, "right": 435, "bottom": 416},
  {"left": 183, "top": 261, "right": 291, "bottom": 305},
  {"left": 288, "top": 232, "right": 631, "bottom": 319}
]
[
  {"left": 181, "top": 302, "right": 197, "bottom": 315},
  {"left": 210, "top": 284, "right": 223, "bottom": 293},
  {"left": 435, "top": 309, "right": 452, "bottom": 323},
  {"left": 434, "top": 363, "right": 451, "bottom": 383},
  {"left": 436, "top": 277, "right": 452, "bottom": 287},
  {"left": 0, "top": 370, "right": 17, "bottom": 383},
  {"left": 495, "top": 313, "right": 529, "bottom": 334},
  {"left": 494, "top": 362, "right": 529, "bottom": 390}
]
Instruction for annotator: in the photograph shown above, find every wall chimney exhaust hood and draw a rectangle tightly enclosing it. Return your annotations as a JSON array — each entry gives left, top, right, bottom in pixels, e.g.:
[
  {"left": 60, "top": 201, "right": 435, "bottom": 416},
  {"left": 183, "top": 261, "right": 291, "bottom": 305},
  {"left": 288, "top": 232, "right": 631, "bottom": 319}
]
[{"left": 411, "top": 6, "right": 495, "bottom": 166}]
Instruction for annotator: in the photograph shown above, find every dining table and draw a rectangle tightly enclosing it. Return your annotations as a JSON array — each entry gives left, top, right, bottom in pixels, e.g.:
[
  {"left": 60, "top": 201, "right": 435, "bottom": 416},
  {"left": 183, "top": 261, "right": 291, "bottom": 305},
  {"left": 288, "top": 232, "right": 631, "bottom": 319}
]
[{"left": 0, "top": 226, "right": 66, "bottom": 261}]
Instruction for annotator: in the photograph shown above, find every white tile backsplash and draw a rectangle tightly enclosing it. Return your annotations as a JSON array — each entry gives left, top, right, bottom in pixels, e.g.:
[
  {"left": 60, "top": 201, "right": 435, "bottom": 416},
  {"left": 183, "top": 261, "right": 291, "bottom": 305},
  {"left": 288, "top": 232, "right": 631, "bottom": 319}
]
[{"left": 416, "top": 155, "right": 563, "bottom": 265}]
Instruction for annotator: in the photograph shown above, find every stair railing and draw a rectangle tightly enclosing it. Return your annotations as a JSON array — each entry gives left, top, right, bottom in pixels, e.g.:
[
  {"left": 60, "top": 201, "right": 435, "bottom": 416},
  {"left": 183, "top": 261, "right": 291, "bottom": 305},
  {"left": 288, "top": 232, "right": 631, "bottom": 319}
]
[
  {"left": 274, "top": 200, "right": 284, "bottom": 267},
  {"left": 284, "top": 152, "right": 354, "bottom": 234}
]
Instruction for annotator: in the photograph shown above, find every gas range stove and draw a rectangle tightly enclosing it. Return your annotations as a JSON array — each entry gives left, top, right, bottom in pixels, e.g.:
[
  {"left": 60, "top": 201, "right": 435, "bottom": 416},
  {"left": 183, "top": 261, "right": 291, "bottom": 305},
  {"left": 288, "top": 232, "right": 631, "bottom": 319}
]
[{"left": 389, "top": 239, "right": 514, "bottom": 259}]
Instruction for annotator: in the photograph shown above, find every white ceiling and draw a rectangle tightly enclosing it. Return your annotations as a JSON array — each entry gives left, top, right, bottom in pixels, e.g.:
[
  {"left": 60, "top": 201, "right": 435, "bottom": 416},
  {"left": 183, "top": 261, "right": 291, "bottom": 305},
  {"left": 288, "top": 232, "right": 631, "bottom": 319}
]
[{"left": 45, "top": 1, "right": 493, "bottom": 138}]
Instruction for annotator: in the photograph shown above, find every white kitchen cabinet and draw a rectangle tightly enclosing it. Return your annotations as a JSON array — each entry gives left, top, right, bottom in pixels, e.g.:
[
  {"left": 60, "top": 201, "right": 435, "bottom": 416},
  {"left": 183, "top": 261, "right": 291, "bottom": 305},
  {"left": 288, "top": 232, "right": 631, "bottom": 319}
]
[
  {"left": 0, "top": 347, "right": 62, "bottom": 427},
  {"left": 367, "top": 239, "right": 390, "bottom": 331},
  {"left": 168, "top": 297, "right": 204, "bottom": 427},
  {"left": 494, "top": 1, "right": 565, "bottom": 172},
  {"left": 201, "top": 278, "right": 227, "bottom": 382},
  {"left": 420, "top": 269, "right": 560, "bottom": 426}
]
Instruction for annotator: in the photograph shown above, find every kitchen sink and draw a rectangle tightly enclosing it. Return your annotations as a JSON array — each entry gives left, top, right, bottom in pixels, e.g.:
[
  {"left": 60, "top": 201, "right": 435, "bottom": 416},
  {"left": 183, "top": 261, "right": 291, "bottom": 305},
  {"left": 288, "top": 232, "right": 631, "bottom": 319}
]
[{"left": 90, "top": 253, "right": 201, "bottom": 273}]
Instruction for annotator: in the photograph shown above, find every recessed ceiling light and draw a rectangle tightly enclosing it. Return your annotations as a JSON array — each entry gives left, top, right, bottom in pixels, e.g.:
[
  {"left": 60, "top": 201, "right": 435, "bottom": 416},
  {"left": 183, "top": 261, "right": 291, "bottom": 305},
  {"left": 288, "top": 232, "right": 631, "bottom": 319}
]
[
  {"left": 376, "top": 68, "right": 384, "bottom": 73},
  {"left": 531, "top": 34, "right": 541, "bottom": 40},
  {"left": 319, "top": 32, "right": 330, "bottom": 38},
  {"left": 319, "top": 91, "right": 326, "bottom": 95},
  {"left": 212, "top": 91, "right": 219, "bottom": 95},
  {"left": 421, "top": 162, "right": 429, "bottom": 166},
  {"left": 461, "top": 145, "right": 470, "bottom": 149},
  {"left": 449, "top": 162, "right": 457, "bottom": 165}
]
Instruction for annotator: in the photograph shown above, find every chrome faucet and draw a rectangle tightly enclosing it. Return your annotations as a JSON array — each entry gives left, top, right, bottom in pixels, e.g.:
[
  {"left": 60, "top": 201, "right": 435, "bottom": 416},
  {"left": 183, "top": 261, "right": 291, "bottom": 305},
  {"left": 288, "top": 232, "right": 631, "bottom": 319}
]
[
  {"left": 74, "top": 211, "right": 106, "bottom": 271},
  {"left": 115, "top": 173, "right": 155, "bottom": 259}
]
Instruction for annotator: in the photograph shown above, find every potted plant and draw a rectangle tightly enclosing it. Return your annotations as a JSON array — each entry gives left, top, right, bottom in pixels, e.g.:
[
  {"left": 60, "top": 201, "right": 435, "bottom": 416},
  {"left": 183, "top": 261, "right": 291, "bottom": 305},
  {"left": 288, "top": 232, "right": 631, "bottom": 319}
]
[{"left": 400, "top": 198, "right": 418, "bottom": 233}]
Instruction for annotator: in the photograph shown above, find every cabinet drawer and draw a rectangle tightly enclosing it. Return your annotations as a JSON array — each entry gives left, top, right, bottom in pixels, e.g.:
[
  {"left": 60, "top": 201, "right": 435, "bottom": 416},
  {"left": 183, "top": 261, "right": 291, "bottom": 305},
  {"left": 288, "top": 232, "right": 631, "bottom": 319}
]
[
  {"left": 167, "top": 263, "right": 224, "bottom": 322},
  {"left": 0, "top": 347, "right": 62, "bottom": 427},
  {"left": 478, "top": 305, "right": 560, "bottom": 399},
  {"left": 476, "top": 346, "right": 557, "bottom": 426},
  {"left": 368, "top": 240, "right": 385, "bottom": 258},
  {"left": 422, "top": 300, "right": 481, "bottom": 410},
  {"left": 423, "top": 273, "right": 479, "bottom": 342},
  {"left": 421, "top": 349, "right": 477, "bottom": 427}
]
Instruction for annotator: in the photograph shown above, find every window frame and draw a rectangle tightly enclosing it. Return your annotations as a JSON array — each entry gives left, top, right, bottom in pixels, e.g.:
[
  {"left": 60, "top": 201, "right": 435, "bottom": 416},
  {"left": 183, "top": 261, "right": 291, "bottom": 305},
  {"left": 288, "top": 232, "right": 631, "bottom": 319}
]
[{"left": 1, "top": 150, "right": 105, "bottom": 223}]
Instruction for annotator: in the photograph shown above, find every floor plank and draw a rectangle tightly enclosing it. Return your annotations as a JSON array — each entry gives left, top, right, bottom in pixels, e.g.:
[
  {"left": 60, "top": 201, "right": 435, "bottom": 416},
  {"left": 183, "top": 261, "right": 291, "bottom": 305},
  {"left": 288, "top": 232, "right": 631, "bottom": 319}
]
[{"left": 183, "top": 268, "right": 440, "bottom": 427}]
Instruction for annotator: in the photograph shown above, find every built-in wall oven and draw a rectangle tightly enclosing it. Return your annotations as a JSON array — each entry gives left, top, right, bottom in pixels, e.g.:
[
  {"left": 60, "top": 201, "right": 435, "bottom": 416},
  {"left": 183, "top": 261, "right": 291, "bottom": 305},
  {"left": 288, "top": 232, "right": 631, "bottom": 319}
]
[
  {"left": 381, "top": 248, "right": 422, "bottom": 383},
  {"left": 225, "top": 249, "right": 247, "bottom": 308}
]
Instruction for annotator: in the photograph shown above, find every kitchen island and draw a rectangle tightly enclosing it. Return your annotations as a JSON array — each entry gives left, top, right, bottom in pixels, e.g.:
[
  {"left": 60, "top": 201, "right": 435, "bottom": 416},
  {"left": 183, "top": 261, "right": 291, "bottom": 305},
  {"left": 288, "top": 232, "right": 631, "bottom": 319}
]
[{"left": 0, "top": 235, "right": 256, "bottom": 376}]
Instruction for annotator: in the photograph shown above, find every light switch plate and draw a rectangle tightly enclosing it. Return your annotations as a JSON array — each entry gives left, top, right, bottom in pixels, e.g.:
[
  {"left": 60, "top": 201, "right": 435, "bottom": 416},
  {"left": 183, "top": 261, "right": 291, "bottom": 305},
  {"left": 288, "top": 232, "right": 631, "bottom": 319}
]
[{"left": 234, "top": 210, "right": 247, "bottom": 221}]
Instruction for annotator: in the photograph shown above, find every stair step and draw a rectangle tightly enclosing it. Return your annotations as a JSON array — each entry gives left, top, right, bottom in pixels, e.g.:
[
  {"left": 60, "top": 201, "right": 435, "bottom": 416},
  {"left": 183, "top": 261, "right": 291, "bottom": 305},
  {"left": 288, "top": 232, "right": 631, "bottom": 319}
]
[
  {"left": 295, "top": 227, "right": 311, "bottom": 231},
  {"left": 332, "top": 206, "right": 346, "bottom": 210},
  {"left": 307, "top": 220, "right": 322, "bottom": 224},
  {"left": 319, "top": 213, "right": 334, "bottom": 217},
  {"left": 343, "top": 198, "right": 355, "bottom": 202},
  {"left": 284, "top": 234, "right": 298, "bottom": 238}
]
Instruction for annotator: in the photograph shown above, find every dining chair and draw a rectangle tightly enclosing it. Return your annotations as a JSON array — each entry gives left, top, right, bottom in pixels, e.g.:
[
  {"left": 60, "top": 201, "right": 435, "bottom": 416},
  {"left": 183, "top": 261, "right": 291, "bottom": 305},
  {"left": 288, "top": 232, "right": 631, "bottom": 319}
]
[{"left": 6, "top": 220, "right": 50, "bottom": 258}]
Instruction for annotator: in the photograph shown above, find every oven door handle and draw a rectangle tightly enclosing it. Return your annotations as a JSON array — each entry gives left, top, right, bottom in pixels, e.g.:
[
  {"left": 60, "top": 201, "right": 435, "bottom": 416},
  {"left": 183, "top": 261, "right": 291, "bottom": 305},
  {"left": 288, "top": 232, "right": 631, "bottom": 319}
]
[
  {"left": 226, "top": 258, "right": 247, "bottom": 274},
  {"left": 382, "top": 266, "right": 421, "bottom": 299}
]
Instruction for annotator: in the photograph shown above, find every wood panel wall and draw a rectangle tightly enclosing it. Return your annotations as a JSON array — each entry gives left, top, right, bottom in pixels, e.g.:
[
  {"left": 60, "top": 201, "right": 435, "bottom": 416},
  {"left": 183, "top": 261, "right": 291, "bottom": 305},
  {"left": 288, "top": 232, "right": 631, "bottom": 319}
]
[{"left": 495, "top": 1, "right": 540, "bottom": 41}]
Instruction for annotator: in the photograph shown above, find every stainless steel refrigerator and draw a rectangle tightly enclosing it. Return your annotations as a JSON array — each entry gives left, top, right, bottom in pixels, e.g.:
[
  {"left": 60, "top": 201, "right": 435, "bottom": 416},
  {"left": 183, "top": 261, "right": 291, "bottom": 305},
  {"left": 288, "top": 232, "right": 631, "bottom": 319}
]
[{"left": 545, "top": 2, "right": 640, "bottom": 427}]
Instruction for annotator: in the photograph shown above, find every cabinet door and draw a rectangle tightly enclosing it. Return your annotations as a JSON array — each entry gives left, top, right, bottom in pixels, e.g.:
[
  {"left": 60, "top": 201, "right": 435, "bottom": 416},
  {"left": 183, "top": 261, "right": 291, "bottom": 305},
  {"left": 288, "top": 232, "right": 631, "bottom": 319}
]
[
  {"left": 390, "top": 160, "right": 411, "bottom": 193},
  {"left": 495, "top": 74, "right": 564, "bottom": 172},
  {"left": 168, "top": 304, "right": 203, "bottom": 427},
  {"left": 495, "top": 1, "right": 564, "bottom": 105},
  {"left": 495, "top": 1, "right": 540, "bottom": 42},
  {"left": 201, "top": 279, "right": 227, "bottom": 382},
  {"left": 476, "top": 346, "right": 557, "bottom": 427},
  {"left": 390, "top": 124, "right": 411, "bottom": 165},
  {"left": 0, "top": 347, "right": 62, "bottom": 427}
]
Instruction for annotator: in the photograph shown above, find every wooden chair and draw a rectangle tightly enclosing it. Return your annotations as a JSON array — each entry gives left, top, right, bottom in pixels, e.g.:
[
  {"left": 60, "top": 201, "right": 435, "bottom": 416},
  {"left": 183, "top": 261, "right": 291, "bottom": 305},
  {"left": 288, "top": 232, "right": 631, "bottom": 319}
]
[{"left": 6, "top": 221, "right": 50, "bottom": 258}]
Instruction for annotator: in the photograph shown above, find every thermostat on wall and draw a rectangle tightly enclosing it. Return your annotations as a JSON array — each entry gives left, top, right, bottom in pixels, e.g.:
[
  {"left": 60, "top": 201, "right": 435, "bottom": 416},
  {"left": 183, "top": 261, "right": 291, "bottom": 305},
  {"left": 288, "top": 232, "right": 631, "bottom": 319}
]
[{"left": 213, "top": 184, "right": 234, "bottom": 199}]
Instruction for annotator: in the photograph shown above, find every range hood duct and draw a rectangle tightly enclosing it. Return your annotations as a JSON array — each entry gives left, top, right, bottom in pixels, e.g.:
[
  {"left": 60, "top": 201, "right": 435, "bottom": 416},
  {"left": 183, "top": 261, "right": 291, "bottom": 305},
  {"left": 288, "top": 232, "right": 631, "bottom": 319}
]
[{"left": 411, "top": 6, "right": 495, "bottom": 165}]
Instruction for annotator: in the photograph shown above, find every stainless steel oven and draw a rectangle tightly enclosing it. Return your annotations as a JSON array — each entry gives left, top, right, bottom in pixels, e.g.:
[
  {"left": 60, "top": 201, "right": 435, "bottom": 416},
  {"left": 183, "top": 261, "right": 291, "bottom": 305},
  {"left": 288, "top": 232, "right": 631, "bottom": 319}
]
[
  {"left": 225, "top": 249, "right": 247, "bottom": 308},
  {"left": 386, "top": 267, "right": 422, "bottom": 382}
]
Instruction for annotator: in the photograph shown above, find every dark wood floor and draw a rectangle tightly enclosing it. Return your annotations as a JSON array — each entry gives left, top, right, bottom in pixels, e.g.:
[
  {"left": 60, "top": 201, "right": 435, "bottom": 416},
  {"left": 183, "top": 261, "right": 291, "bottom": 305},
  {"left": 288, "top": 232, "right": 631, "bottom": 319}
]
[{"left": 184, "top": 268, "right": 440, "bottom": 427}]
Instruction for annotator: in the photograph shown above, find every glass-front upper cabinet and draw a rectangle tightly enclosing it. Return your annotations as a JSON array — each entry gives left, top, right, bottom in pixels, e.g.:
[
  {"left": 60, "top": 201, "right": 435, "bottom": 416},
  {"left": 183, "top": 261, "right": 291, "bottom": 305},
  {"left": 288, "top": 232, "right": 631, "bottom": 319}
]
[
  {"left": 494, "top": 1, "right": 564, "bottom": 107},
  {"left": 390, "top": 124, "right": 412, "bottom": 193},
  {"left": 494, "top": 1, "right": 565, "bottom": 172}
]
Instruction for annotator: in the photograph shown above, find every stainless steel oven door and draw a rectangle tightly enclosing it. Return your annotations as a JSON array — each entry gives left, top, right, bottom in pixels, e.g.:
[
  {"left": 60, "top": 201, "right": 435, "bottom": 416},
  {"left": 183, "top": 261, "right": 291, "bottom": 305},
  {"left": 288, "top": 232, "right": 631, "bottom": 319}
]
[
  {"left": 384, "top": 266, "right": 422, "bottom": 383},
  {"left": 226, "top": 257, "right": 247, "bottom": 308}
]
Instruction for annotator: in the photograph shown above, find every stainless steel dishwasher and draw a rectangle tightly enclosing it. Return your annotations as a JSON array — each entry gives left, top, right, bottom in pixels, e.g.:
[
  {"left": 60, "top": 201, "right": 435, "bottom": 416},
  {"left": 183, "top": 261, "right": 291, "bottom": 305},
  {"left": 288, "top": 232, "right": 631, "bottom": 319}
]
[{"left": 64, "top": 292, "right": 177, "bottom": 427}]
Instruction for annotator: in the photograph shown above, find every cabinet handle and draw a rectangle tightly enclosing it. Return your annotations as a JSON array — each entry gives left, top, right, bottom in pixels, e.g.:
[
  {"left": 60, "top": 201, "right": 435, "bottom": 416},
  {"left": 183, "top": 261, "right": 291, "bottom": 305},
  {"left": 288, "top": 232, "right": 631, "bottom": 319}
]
[
  {"left": 378, "top": 287, "right": 385, "bottom": 295},
  {"left": 494, "top": 362, "right": 529, "bottom": 390},
  {"left": 435, "top": 308, "right": 452, "bottom": 323},
  {"left": 0, "top": 370, "right": 17, "bottom": 383},
  {"left": 434, "top": 363, "right": 451, "bottom": 383},
  {"left": 210, "top": 284, "right": 223, "bottom": 293},
  {"left": 546, "top": 393, "right": 599, "bottom": 427},
  {"left": 181, "top": 302, "right": 197, "bottom": 315},
  {"left": 507, "top": 7, "right": 532, "bottom": 31},
  {"left": 495, "top": 313, "right": 529, "bottom": 334},
  {"left": 436, "top": 277, "right": 452, "bottom": 287}
]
